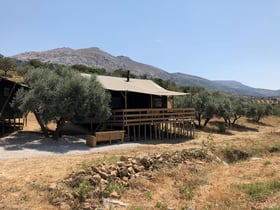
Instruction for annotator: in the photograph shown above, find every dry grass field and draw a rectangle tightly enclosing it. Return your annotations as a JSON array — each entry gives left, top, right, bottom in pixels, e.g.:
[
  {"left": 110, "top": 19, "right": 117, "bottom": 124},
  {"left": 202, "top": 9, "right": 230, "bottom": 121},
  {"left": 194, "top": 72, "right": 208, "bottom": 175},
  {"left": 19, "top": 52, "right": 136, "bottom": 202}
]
[{"left": 0, "top": 116, "right": 279, "bottom": 210}]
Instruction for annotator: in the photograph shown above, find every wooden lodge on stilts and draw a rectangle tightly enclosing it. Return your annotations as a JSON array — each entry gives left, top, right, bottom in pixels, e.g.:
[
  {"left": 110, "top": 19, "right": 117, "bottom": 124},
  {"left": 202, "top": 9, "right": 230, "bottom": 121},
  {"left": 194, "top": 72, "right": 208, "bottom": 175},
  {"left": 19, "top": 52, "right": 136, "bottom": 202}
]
[
  {"left": 0, "top": 77, "right": 27, "bottom": 136},
  {"left": 87, "top": 73, "right": 196, "bottom": 142}
]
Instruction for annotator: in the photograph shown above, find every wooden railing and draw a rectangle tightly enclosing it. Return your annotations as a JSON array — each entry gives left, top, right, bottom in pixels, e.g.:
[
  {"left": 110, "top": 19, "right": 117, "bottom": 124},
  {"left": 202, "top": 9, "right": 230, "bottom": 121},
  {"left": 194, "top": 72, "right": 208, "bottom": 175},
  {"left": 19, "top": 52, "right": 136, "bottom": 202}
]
[{"left": 107, "top": 108, "right": 196, "bottom": 126}]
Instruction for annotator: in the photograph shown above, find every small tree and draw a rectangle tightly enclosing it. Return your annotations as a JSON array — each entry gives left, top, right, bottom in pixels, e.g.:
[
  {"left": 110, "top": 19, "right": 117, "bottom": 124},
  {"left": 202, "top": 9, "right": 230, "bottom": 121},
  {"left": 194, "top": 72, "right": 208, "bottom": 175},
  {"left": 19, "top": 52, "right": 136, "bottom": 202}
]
[
  {"left": 13, "top": 67, "right": 111, "bottom": 139},
  {"left": 215, "top": 94, "right": 233, "bottom": 127},
  {"left": 246, "top": 103, "right": 272, "bottom": 123},
  {"left": 231, "top": 98, "right": 247, "bottom": 125},
  {"left": 202, "top": 96, "right": 217, "bottom": 127},
  {"left": 27, "top": 59, "right": 45, "bottom": 68},
  {"left": 0, "top": 57, "right": 17, "bottom": 76},
  {"left": 192, "top": 90, "right": 215, "bottom": 127}
]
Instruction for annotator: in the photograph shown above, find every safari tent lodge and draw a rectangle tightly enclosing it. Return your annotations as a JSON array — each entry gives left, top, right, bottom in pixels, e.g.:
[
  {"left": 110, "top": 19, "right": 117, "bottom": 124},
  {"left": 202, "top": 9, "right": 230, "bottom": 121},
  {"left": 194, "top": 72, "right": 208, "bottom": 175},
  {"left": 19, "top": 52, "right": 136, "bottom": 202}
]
[{"left": 91, "top": 74, "right": 196, "bottom": 141}]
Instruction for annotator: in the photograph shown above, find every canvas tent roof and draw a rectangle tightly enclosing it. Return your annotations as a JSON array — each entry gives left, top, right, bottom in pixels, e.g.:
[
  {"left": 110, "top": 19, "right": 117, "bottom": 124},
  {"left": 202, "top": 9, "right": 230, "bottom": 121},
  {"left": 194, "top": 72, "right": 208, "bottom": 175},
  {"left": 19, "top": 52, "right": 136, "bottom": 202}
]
[{"left": 94, "top": 75, "right": 188, "bottom": 96}]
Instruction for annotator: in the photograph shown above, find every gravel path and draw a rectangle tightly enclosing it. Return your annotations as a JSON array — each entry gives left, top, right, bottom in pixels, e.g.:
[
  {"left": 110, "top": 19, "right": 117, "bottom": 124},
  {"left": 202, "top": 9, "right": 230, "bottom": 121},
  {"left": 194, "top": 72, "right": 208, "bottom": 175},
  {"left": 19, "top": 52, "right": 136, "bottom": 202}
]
[{"left": 0, "top": 132, "right": 141, "bottom": 160}]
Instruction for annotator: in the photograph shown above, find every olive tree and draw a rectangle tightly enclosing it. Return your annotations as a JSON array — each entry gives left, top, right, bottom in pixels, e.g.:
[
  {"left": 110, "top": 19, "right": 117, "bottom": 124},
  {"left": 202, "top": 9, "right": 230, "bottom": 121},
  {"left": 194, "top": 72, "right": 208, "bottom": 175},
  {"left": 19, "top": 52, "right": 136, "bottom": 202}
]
[
  {"left": 192, "top": 90, "right": 217, "bottom": 127},
  {"left": 13, "top": 67, "right": 111, "bottom": 139},
  {"left": 231, "top": 98, "right": 248, "bottom": 125},
  {"left": 246, "top": 103, "right": 272, "bottom": 123},
  {"left": 0, "top": 56, "right": 17, "bottom": 76}
]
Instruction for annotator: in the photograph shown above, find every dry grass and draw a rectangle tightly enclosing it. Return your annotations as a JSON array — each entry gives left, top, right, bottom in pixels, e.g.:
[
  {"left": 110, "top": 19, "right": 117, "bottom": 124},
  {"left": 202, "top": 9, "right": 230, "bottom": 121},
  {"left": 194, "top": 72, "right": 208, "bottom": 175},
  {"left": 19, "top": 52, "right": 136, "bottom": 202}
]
[{"left": 0, "top": 116, "right": 280, "bottom": 209}]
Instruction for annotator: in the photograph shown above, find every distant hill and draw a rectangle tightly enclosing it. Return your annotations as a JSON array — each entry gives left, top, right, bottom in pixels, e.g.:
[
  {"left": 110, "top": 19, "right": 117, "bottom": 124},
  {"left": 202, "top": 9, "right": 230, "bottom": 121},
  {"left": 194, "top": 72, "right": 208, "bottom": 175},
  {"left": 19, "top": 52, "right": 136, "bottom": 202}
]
[{"left": 11, "top": 47, "right": 280, "bottom": 97}]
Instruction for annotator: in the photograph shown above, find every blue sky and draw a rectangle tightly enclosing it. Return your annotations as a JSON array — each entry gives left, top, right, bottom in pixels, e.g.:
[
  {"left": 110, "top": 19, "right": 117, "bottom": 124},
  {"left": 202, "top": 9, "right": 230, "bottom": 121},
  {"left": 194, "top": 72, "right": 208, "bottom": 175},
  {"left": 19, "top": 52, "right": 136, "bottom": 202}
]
[{"left": 1, "top": 0, "right": 280, "bottom": 90}]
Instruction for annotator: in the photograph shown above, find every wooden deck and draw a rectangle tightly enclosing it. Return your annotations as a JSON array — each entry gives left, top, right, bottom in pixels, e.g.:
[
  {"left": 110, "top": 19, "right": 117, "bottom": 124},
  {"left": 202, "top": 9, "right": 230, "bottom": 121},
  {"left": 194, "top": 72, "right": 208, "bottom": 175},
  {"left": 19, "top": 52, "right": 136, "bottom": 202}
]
[
  {"left": 0, "top": 117, "right": 25, "bottom": 136},
  {"left": 105, "top": 108, "right": 196, "bottom": 141}
]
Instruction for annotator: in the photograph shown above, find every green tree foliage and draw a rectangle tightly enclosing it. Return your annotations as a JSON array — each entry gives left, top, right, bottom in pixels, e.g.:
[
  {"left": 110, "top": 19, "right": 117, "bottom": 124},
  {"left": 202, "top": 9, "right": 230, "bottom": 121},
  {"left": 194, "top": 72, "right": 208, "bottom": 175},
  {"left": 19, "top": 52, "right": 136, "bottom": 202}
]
[
  {"left": 153, "top": 77, "right": 180, "bottom": 91},
  {"left": 27, "top": 59, "right": 45, "bottom": 68},
  {"left": 179, "top": 87, "right": 274, "bottom": 128},
  {"left": 272, "top": 103, "right": 280, "bottom": 116},
  {"left": 71, "top": 64, "right": 106, "bottom": 75},
  {"left": 210, "top": 93, "right": 257, "bottom": 127},
  {"left": 192, "top": 90, "right": 216, "bottom": 127},
  {"left": 0, "top": 57, "right": 17, "bottom": 76},
  {"left": 231, "top": 98, "right": 248, "bottom": 125},
  {"left": 12, "top": 67, "right": 111, "bottom": 139},
  {"left": 215, "top": 93, "right": 234, "bottom": 127},
  {"left": 110, "top": 69, "right": 137, "bottom": 78},
  {"left": 246, "top": 103, "right": 272, "bottom": 123},
  {"left": 180, "top": 86, "right": 205, "bottom": 94},
  {"left": 174, "top": 95, "right": 193, "bottom": 108}
]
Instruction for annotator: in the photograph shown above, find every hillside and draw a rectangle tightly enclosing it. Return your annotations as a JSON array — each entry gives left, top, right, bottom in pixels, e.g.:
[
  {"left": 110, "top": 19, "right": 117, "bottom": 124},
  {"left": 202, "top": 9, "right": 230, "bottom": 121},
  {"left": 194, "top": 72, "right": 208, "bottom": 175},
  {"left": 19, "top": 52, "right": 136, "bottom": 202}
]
[{"left": 11, "top": 47, "right": 280, "bottom": 97}]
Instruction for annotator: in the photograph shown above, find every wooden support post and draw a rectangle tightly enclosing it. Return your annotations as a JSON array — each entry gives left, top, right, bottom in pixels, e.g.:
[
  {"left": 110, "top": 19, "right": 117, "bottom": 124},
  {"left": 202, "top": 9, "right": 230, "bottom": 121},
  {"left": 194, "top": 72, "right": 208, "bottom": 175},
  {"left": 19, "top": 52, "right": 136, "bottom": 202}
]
[
  {"left": 144, "top": 124, "right": 147, "bottom": 140},
  {"left": 174, "top": 122, "right": 177, "bottom": 140},
  {"left": 133, "top": 126, "right": 136, "bottom": 141},
  {"left": 189, "top": 121, "right": 191, "bottom": 138},
  {"left": 164, "top": 122, "right": 167, "bottom": 139},
  {"left": 167, "top": 121, "right": 170, "bottom": 140},
  {"left": 160, "top": 123, "right": 163, "bottom": 140},
  {"left": 138, "top": 125, "right": 141, "bottom": 140},
  {"left": 188, "top": 122, "right": 191, "bottom": 138},
  {"left": 184, "top": 121, "right": 186, "bottom": 137},
  {"left": 150, "top": 124, "right": 152, "bottom": 140},
  {"left": 158, "top": 124, "right": 161, "bottom": 140},
  {"left": 181, "top": 122, "right": 183, "bottom": 138},
  {"left": 179, "top": 122, "right": 181, "bottom": 138},
  {"left": 187, "top": 121, "right": 190, "bottom": 138},
  {"left": 127, "top": 126, "right": 130, "bottom": 141},
  {"left": 192, "top": 121, "right": 195, "bottom": 138},
  {"left": 154, "top": 124, "right": 157, "bottom": 140}
]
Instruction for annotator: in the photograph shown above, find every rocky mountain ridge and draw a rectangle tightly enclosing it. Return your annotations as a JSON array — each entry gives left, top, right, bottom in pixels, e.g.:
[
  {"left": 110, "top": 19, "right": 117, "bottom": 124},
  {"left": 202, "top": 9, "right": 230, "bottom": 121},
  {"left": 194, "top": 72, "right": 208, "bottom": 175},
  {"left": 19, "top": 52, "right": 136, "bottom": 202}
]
[{"left": 11, "top": 47, "right": 280, "bottom": 97}]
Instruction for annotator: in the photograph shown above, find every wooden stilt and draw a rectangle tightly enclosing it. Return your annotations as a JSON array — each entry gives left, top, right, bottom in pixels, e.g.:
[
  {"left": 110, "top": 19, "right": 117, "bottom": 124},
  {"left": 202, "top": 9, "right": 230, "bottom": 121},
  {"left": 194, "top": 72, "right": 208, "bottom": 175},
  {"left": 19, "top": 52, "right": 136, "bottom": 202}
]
[
  {"left": 174, "top": 122, "right": 177, "bottom": 140},
  {"left": 133, "top": 126, "right": 136, "bottom": 141},
  {"left": 187, "top": 121, "right": 189, "bottom": 138},
  {"left": 144, "top": 124, "right": 147, "bottom": 140},
  {"left": 138, "top": 125, "right": 141, "bottom": 140},
  {"left": 150, "top": 124, "right": 152, "bottom": 140},
  {"left": 160, "top": 123, "right": 163, "bottom": 140},
  {"left": 158, "top": 124, "right": 161, "bottom": 140},
  {"left": 164, "top": 121, "right": 167, "bottom": 139},
  {"left": 154, "top": 124, "right": 157, "bottom": 140},
  {"left": 167, "top": 121, "right": 170, "bottom": 140},
  {"left": 129, "top": 126, "right": 131, "bottom": 141}
]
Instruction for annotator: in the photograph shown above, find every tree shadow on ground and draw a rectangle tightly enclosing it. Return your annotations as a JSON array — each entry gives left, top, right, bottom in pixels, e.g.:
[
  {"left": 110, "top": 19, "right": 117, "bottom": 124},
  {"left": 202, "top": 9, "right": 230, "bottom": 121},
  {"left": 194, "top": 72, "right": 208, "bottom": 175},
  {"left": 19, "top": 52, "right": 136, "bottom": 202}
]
[
  {"left": 230, "top": 124, "right": 259, "bottom": 132},
  {"left": 196, "top": 121, "right": 234, "bottom": 136},
  {"left": 206, "top": 120, "right": 259, "bottom": 133},
  {"left": 0, "top": 131, "right": 91, "bottom": 153},
  {"left": 246, "top": 119, "right": 273, "bottom": 127},
  {"left": 0, "top": 131, "right": 147, "bottom": 160}
]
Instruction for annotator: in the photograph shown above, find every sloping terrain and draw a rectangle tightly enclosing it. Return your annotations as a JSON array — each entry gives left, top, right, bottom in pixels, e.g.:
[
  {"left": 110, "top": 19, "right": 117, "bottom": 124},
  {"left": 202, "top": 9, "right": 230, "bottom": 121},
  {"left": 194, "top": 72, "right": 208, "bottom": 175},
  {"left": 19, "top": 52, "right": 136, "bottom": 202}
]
[
  {"left": 11, "top": 47, "right": 280, "bottom": 97},
  {"left": 0, "top": 117, "right": 279, "bottom": 209}
]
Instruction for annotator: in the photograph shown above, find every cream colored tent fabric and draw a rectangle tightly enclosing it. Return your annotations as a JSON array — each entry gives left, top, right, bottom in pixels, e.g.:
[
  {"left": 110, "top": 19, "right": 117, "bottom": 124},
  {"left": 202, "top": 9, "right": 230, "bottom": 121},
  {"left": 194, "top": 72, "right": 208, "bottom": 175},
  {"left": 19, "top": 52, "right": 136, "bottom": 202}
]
[{"left": 91, "top": 75, "right": 188, "bottom": 96}]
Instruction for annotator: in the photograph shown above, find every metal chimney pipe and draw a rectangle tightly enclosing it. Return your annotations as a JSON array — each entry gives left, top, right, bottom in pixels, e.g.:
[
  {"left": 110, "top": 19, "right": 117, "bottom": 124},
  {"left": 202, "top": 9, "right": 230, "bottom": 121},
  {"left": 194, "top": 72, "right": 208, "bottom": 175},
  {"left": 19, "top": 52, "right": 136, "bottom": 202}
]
[{"left": 126, "top": 70, "right": 130, "bottom": 82}]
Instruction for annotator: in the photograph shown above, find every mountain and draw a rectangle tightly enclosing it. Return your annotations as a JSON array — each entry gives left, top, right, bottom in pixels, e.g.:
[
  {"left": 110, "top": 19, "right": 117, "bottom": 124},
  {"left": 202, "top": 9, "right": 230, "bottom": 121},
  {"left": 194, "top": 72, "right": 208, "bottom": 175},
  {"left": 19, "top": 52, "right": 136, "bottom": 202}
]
[
  {"left": 212, "top": 81, "right": 280, "bottom": 97},
  {"left": 11, "top": 47, "right": 280, "bottom": 97},
  {"left": 12, "top": 47, "right": 170, "bottom": 79}
]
